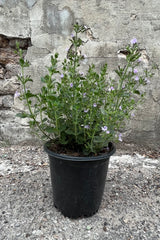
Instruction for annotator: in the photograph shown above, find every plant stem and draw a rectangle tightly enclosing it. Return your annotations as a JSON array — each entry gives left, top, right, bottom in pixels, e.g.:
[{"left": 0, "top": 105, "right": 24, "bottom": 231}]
[
  {"left": 115, "top": 61, "right": 131, "bottom": 110},
  {"left": 73, "top": 30, "right": 78, "bottom": 141},
  {"left": 21, "top": 67, "right": 52, "bottom": 140}
]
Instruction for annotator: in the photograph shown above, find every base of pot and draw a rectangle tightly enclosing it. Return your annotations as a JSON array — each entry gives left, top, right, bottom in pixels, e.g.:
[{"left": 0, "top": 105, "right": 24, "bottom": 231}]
[{"left": 54, "top": 203, "right": 98, "bottom": 219}]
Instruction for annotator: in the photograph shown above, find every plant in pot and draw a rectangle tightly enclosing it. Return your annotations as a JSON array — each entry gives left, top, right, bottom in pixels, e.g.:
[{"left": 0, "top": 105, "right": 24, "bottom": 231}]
[{"left": 15, "top": 23, "right": 155, "bottom": 218}]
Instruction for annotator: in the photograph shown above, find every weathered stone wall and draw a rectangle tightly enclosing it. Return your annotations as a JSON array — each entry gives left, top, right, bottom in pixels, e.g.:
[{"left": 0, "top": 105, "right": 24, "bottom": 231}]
[{"left": 0, "top": 0, "right": 160, "bottom": 148}]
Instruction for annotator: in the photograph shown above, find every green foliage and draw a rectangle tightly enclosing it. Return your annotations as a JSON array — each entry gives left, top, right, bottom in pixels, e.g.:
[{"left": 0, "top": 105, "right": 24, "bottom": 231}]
[{"left": 15, "top": 23, "right": 156, "bottom": 155}]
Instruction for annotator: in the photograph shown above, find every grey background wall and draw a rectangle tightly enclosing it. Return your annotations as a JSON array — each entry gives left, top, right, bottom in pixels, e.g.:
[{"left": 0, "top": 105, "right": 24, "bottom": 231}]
[{"left": 0, "top": 0, "right": 160, "bottom": 149}]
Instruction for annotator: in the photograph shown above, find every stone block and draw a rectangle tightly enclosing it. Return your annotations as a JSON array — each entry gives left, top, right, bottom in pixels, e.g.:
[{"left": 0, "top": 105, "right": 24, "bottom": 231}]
[
  {"left": 0, "top": 109, "right": 37, "bottom": 144},
  {"left": 2, "top": 95, "right": 14, "bottom": 108},
  {"left": 0, "top": 3, "right": 30, "bottom": 38},
  {"left": 25, "top": 46, "right": 50, "bottom": 61},
  {"left": 13, "top": 95, "right": 26, "bottom": 111},
  {"left": 31, "top": 34, "right": 53, "bottom": 50},
  {"left": 5, "top": 63, "right": 19, "bottom": 79},
  {"left": 0, "top": 96, "right": 2, "bottom": 107},
  {"left": 0, "top": 66, "right": 5, "bottom": 79},
  {"left": 26, "top": 0, "right": 37, "bottom": 9},
  {"left": 0, "top": 122, "right": 34, "bottom": 144},
  {"left": 0, "top": 0, "right": 37, "bottom": 9},
  {"left": 0, "top": 76, "right": 20, "bottom": 95},
  {"left": 42, "top": 3, "right": 74, "bottom": 36}
]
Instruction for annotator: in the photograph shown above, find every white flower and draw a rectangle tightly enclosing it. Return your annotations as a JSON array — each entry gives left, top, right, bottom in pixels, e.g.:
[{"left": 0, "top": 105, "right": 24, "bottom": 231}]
[
  {"left": 93, "top": 103, "right": 97, "bottom": 107},
  {"left": 101, "top": 126, "right": 110, "bottom": 134},
  {"left": 145, "top": 77, "right": 150, "bottom": 84},
  {"left": 14, "top": 91, "right": 20, "bottom": 98},
  {"left": 118, "top": 133, "right": 122, "bottom": 142},
  {"left": 102, "top": 126, "right": 107, "bottom": 131}
]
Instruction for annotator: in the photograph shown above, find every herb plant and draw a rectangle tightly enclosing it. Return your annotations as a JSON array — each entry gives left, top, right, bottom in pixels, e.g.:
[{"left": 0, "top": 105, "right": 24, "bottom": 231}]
[{"left": 15, "top": 23, "right": 154, "bottom": 156}]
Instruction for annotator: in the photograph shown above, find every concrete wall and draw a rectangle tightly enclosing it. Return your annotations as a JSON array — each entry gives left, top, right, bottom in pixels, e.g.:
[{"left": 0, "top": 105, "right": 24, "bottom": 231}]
[{"left": 0, "top": 0, "right": 160, "bottom": 148}]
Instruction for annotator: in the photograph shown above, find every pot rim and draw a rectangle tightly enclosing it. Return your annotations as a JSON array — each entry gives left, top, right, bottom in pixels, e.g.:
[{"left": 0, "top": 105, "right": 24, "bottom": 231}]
[{"left": 44, "top": 141, "right": 116, "bottom": 162}]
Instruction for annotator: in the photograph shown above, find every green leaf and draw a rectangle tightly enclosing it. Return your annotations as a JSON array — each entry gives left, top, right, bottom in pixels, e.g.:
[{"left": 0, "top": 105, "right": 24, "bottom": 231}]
[
  {"left": 55, "top": 53, "right": 59, "bottom": 58},
  {"left": 16, "top": 112, "right": 29, "bottom": 118},
  {"left": 24, "top": 76, "right": 33, "bottom": 84},
  {"left": 93, "top": 136, "right": 105, "bottom": 143},
  {"left": 133, "top": 90, "right": 140, "bottom": 95},
  {"left": 45, "top": 126, "right": 56, "bottom": 133},
  {"left": 19, "top": 58, "right": 25, "bottom": 66},
  {"left": 42, "top": 118, "right": 48, "bottom": 123},
  {"left": 29, "top": 120, "right": 37, "bottom": 127},
  {"left": 65, "top": 128, "right": 75, "bottom": 135},
  {"left": 41, "top": 77, "right": 46, "bottom": 83},
  {"left": 23, "top": 61, "right": 30, "bottom": 67},
  {"left": 59, "top": 135, "right": 68, "bottom": 145},
  {"left": 41, "top": 75, "right": 51, "bottom": 83},
  {"left": 16, "top": 41, "right": 20, "bottom": 49},
  {"left": 25, "top": 91, "right": 35, "bottom": 98}
]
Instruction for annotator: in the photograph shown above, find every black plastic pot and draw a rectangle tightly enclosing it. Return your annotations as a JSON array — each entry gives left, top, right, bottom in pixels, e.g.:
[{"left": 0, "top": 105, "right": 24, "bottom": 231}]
[{"left": 44, "top": 142, "right": 116, "bottom": 219}]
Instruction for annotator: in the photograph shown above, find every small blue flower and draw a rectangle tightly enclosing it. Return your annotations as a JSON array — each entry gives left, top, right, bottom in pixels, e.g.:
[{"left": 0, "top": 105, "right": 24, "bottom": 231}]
[
  {"left": 84, "top": 109, "right": 89, "bottom": 113},
  {"left": 135, "top": 76, "right": 139, "bottom": 81},
  {"left": 93, "top": 103, "right": 97, "bottom": 107},
  {"left": 79, "top": 71, "right": 84, "bottom": 76},
  {"left": 131, "top": 38, "right": 137, "bottom": 45},
  {"left": 134, "top": 68, "right": 138, "bottom": 74},
  {"left": 84, "top": 125, "right": 90, "bottom": 129},
  {"left": 70, "top": 83, "right": 73, "bottom": 87},
  {"left": 108, "top": 86, "right": 114, "bottom": 91},
  {"left": 60, "top": 74, "right": 64, "bottom": 78}
]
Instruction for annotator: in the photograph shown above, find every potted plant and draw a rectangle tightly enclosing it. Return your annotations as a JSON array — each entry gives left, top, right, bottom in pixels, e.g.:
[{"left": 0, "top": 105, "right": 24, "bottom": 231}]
[{"left": 15, "top": 23, "right": 155, "bottom": 218}]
